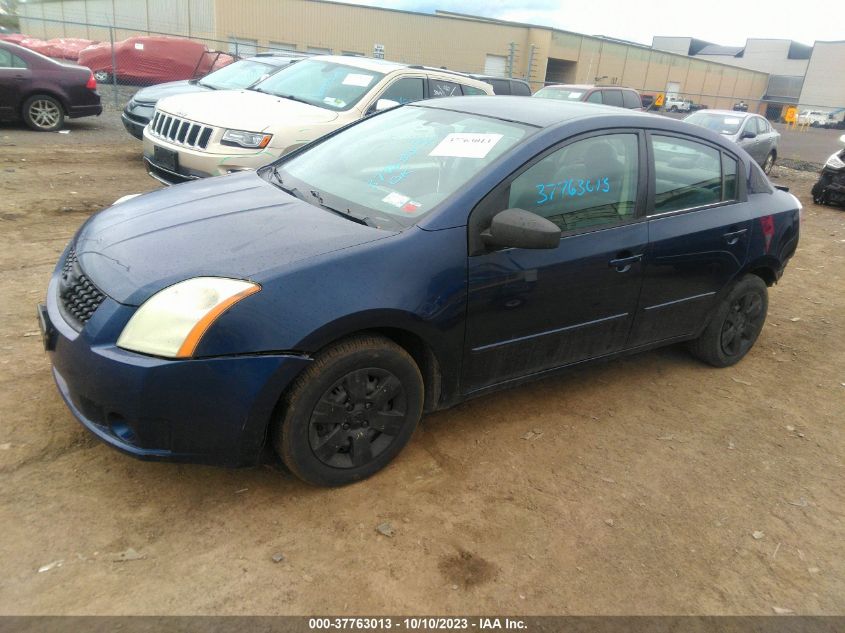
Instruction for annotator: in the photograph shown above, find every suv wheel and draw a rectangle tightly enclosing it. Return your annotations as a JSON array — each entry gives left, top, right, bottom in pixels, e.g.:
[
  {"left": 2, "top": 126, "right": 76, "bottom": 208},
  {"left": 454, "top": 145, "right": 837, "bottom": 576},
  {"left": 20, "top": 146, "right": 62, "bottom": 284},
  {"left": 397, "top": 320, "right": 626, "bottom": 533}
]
[
  {"left": 273, "top": 335, "right": 424, "bottom": 486},
  {"left": 23, "top": 95, "right": 64, "bottom": 132}
]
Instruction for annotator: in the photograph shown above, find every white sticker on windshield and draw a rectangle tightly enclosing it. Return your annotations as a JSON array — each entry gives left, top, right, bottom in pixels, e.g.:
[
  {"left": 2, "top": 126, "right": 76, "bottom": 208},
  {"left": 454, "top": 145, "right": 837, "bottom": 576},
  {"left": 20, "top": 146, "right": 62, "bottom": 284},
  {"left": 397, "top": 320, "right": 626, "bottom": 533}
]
[
  {"left": 724, "top": 117, "right": 741, "bottom": 125},
  {"left": 323, "top": 97, "right": 346, "bottom": 108},
  {"left": 429, "top": 133, "right": 503, "bottom": 159},
  {"left": 342, "top": 73, "right": 374, "bottom": 87},
  {"left": 382, "top": 191, "right": 410, "bottom": 208},
  {"left": 568, "top": 91, "right": 584, "bottom": 98},
  {"left": 134, "top": 42, "right": 145, "bottom": 50}
]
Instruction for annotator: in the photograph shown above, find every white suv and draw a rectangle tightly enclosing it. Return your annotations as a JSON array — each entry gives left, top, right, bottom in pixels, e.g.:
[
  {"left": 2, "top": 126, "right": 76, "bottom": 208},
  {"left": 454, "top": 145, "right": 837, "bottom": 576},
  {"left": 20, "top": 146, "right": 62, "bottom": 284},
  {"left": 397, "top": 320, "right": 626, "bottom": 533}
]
[{"left": 143, "top": 56, "right": 493, "bottom": 184}]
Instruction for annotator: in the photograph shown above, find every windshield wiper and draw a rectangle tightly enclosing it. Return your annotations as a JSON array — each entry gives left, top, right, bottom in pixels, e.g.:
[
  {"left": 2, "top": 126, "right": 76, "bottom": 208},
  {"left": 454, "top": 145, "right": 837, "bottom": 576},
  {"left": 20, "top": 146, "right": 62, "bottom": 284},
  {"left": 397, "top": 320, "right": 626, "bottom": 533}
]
[
  {"left": 275, "top": 93, "right": 312, "bottom": 105},
  {"left": 271, "top": 166, "right": 306, "bottom": 200}
]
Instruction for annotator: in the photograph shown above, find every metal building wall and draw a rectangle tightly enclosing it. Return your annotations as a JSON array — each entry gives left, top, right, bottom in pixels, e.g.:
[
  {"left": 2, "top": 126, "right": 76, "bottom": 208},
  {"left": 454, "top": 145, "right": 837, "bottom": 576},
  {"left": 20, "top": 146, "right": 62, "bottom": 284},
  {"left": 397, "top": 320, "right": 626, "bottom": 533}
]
[
  {"left": 19, "top": 0, "right": 216, "bottom": 41},
  {"left": 799, "top": 41, "right": 845, "bottom": 109}
]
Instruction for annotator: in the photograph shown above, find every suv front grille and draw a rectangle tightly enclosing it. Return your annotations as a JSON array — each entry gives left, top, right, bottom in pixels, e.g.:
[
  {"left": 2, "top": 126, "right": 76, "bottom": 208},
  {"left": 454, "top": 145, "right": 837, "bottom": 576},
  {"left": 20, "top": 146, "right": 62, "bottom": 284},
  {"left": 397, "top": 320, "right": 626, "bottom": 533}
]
[
  {"left": 149, "top": 111, "right": 213, "bottom": 149},
  {"left": 58, "top": 248, "right": 106, "bottom": 331}
]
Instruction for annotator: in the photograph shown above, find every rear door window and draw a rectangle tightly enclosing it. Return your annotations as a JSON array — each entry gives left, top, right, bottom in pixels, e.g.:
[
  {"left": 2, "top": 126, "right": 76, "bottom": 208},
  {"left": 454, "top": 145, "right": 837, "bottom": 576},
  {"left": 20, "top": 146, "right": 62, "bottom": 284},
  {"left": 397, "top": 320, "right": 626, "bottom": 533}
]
[
  {"left": 622, "top": 90, "right": 642, "bottom": 109},
  {"left": 461, "top": 84, "right": 488, "bottom": 96},
  {"left": 652, "top": 135, "right": 723, "bottom": 213},
  {"left": 429, "top": 79, "right": 462, "bottom": 98},
  {"left": 0, "top": 49, "right": 11, "bottom": 68},
  {"left": 602, "top": 90, "right": 624, "bottom": 107}
]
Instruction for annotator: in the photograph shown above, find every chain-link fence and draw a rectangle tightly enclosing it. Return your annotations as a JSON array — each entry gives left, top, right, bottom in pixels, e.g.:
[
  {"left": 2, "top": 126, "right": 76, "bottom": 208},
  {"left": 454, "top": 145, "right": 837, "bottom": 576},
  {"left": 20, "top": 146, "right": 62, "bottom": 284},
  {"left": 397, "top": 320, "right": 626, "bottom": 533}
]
[{"left": 7, "top": 16, "right": 315, "bottom": 109}]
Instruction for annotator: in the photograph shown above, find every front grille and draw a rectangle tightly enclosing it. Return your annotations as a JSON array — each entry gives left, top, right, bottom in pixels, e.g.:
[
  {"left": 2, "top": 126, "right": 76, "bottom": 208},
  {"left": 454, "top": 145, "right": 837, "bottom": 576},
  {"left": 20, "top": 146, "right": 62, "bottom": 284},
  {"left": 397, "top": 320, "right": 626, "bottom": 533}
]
[
  {"left": 58, "top": 247, "right": 106, "bottom": 331},
  {"left": 148, "top": 111, "right": 214, "bottom": 149}
]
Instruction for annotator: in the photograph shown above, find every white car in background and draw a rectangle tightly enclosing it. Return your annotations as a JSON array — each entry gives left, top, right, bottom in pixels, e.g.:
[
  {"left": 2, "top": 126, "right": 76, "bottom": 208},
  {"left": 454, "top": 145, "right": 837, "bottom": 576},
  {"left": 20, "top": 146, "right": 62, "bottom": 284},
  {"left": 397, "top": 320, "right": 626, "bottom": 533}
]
[
  {"left": 797, "top": 110, "right": 828, "bottom": 127},
  {"left": 143, "top": 55, "right": 493, "bottom": 184},
  {"left": 664, "top": 96, "right": 691, "bottom": 113}
]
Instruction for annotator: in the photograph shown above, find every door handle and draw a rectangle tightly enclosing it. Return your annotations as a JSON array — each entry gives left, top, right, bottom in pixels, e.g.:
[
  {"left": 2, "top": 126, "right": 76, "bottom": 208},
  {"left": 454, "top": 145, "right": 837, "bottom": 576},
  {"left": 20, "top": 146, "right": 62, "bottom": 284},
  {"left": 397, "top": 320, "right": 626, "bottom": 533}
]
[
  {"left": 723, "top": 228, "right": 747, "bottom": 245},
  {"left": 608, "top": 253, "right": 643, "bottom": 273}
]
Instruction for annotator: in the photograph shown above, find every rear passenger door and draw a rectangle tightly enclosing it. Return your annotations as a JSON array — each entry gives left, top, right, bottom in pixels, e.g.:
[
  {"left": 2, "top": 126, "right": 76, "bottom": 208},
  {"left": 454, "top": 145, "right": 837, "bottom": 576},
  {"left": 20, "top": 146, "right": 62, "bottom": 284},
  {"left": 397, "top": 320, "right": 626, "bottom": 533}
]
[
  {"left": 628, "top": 133, "right": 752, "bottom": 347},
  {"left": 601, "top": 90, "right": 624, "bottom": 108},
  {"left": 0, "top": 48, "right": 29, "bottom": 117}
]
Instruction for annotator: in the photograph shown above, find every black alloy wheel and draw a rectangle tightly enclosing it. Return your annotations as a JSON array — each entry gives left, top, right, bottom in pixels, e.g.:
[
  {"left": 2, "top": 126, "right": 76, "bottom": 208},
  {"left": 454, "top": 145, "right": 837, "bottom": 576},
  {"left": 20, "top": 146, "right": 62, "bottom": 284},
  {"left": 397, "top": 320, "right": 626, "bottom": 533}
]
[{"left": 309, "top": 367, "right": 408, "bottom": 469}]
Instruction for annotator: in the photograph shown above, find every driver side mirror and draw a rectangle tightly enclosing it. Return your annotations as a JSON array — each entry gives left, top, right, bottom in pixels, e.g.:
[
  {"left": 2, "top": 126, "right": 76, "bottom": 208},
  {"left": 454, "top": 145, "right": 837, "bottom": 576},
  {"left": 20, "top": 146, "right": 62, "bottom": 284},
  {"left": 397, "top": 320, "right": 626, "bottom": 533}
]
[
  {"left": 839, "top": 134, "right": 845, "bottom": 145},
  {"left": 481, "top": 208, "right": 561, "bottom": 250},
  {"left": 741, "top": 129, "right": 757, "bottom": 140}
]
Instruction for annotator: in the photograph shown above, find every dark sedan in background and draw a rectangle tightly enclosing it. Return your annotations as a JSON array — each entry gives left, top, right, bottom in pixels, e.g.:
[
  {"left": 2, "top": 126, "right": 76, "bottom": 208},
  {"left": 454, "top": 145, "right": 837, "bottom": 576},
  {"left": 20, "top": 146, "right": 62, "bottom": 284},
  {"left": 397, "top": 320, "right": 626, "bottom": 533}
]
[
  {"left": 684, "top": 109, "right": 780, "bottom": 173},
  {"left": 41, "top": 98, "right": 800, "bottom": 486},
  {"left": 0, "top": 40, "right": 101, "bottom": 131},
  {"left": 121, "top": 51, "right": 308, "bottom": 139}
]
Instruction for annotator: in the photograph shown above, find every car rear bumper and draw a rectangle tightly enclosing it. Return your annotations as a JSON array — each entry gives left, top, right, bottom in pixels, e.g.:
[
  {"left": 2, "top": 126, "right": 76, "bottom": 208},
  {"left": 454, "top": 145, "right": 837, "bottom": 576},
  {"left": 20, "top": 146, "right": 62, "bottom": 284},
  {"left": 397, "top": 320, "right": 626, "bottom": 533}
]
[
  {"left": 68, "top": 103, "right": 103, "bottom": 119},
  {"left": 43, "top": 274, "right": 311, "bottom": 467}
]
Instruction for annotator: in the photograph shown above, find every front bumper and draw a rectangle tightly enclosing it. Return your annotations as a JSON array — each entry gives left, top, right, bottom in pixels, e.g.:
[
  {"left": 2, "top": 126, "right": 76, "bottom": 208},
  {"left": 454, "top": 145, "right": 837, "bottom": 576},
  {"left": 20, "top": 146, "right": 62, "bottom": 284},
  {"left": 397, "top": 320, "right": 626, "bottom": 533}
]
[
  {"left": 142, "top": 130, "right": 275, "bottom": 185},
  {"left": 43, "top": 271, "right": 311, "bottom": 467},
  {"left": 121, "top": 110, "right": 150, "bottom": 139}
]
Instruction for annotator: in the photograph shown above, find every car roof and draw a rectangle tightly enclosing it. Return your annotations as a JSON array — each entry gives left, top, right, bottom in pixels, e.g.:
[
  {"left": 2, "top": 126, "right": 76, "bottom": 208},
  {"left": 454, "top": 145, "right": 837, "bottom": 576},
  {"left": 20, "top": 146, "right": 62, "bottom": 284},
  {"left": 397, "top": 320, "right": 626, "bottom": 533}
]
[
  {"left": 468, "top": 74, "right": 529, "bottom": 84},
  {"left": 415, "top": 95, "right": 652, "bottom": 127},
  {"left": 691, "top": 109, "right": 754, "bottom": 118},
  {"left": 310, "top": 55, "right": 408, "bottom": 73},
  {"left": 245, "top": 54, "right": 307, "bottom": 67}
]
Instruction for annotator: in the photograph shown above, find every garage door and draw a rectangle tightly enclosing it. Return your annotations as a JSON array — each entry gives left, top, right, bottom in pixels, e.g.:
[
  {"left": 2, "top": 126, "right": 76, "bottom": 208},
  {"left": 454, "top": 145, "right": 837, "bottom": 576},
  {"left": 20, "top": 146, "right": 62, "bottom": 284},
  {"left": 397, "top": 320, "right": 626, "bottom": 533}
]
[{"left": 484, "top": 54, "right": 508, "bottom": 78}]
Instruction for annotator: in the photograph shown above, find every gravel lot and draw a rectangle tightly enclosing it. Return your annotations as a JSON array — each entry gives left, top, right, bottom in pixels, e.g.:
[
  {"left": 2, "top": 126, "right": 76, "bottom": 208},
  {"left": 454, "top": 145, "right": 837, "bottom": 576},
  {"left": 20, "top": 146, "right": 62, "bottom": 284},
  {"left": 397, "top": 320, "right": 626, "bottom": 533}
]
[{"left": 0, "top": 113, "right": 843, "bottom": 615}]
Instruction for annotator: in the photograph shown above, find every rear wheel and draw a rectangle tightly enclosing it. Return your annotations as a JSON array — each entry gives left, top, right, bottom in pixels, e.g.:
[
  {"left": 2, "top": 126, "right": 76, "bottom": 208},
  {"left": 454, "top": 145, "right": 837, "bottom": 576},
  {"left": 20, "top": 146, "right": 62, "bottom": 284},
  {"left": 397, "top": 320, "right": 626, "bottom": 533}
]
[
  {"left": 93, "top": 70, "right": 111, "bottom": 83},
  {"left": 274, "top": 335, "right": 424, "bottom": 486},
  {"left": 763, "top": 151, "right": 776, "bottom": 174},
  {"left": 22, "top": 95, "right": 64, "bottom": 132},
  {"left": 689, "top": 275, "right": 768, "bottom": 367}
]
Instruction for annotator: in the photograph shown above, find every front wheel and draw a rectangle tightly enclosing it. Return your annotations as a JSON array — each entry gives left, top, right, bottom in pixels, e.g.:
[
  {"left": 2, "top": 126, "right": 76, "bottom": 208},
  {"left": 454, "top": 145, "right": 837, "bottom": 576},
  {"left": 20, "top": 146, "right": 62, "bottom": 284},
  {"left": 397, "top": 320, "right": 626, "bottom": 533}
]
[
  {"left": 689, "top": 275, "right": 768, "bottom": 367},
  {"left": 274, "top": 335, "right": 424, "bottom": 486},
  {"left": 22, "top": 95, "right": 64, "bottom": 132}
]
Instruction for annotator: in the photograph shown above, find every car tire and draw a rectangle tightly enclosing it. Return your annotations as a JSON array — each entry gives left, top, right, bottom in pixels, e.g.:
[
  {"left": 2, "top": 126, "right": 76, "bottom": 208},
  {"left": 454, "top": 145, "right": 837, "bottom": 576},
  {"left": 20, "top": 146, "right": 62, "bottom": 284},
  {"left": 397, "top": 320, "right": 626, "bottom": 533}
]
[
  {"left": 93, "top": 70, "right": 111, "bottom": 83},
  {"left": 22, "top": 94, "right": 65, "bottom": 132},
  {"left": 273, "top": 334, "right": 424, "bottom": 487},
  {"left": 763, "top": 152, "right": 776, "bottom": 174},
  {"left": 688, "top": 275, "right": 768, "bottom": 368}
]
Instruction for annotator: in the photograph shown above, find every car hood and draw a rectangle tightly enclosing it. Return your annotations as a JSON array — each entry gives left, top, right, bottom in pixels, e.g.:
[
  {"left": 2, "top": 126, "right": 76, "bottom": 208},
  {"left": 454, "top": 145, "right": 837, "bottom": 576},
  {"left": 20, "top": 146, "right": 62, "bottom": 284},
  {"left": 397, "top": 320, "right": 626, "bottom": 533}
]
[
  {"left": 132, "top": 80, "right": 209, "bottom": 105},
  {"left": 74, "top": 172, "right": 391, "bottom": 305},
  {"left": 155, "top": 89, "right": 340, "bottom": 131}
]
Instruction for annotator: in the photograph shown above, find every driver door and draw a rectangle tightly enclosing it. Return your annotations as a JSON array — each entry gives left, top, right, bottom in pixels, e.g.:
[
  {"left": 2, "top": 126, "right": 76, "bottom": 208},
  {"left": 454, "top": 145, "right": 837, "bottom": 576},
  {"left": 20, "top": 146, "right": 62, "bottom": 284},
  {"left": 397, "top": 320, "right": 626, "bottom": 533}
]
[{"left": 462, "top": 131, "right": 648, "bottom": 393}]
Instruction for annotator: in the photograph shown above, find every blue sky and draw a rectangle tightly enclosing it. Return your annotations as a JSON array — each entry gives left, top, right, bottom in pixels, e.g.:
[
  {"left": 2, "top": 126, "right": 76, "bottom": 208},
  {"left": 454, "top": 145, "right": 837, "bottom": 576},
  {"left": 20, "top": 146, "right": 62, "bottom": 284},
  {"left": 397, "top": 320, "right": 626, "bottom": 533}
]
[{"left": 334, "top": 0, "right": 834, "bottom": 46}]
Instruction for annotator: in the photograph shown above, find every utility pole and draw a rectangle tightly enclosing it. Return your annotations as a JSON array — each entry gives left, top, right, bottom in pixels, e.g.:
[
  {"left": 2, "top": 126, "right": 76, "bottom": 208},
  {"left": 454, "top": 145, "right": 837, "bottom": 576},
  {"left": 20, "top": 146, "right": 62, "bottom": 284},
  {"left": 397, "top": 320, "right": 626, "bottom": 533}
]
[
  {"left": 506, "top": 42, "right": 516, "bottom": 78},
  {"left": 526, "top": 43, "right": 536, "bottom": 83}
]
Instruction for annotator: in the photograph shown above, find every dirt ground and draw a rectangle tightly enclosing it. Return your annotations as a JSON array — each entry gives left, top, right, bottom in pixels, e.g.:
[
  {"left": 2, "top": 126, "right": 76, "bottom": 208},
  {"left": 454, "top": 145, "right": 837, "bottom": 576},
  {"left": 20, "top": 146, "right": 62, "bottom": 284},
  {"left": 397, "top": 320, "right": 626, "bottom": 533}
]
[{"left": 0, "top": 114, "right": 843, "bottom": 616}]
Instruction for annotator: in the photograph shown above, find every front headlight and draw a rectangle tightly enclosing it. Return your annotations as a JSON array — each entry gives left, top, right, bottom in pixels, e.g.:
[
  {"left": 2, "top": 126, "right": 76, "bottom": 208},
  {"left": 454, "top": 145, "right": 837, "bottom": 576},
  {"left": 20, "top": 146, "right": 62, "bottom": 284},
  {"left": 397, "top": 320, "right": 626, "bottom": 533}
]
[
  {"left": 117, "top": 277, "right": 260, "bottom": 358},
  {"left": 222, "top": 129, "right": 272, "bottom": 149},
  {"left": 825, "top": 151, "right": 845, "bottom": 169}
]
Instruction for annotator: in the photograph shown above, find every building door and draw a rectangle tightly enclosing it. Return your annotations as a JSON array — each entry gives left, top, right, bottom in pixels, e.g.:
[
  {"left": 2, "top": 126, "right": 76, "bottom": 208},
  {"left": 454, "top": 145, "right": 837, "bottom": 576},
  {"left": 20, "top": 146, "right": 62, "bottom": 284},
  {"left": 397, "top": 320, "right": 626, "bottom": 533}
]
[{"left": 484, "top": 54, "right": 507, "bottom": 77}]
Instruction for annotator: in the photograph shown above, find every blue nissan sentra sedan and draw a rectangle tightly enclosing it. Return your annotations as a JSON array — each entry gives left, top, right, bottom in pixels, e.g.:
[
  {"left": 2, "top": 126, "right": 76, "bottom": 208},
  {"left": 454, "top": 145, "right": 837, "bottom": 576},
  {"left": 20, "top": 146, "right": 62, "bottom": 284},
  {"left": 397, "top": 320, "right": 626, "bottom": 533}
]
[{"left": 39, "top": 97, "right": 801, "bottom": 486}]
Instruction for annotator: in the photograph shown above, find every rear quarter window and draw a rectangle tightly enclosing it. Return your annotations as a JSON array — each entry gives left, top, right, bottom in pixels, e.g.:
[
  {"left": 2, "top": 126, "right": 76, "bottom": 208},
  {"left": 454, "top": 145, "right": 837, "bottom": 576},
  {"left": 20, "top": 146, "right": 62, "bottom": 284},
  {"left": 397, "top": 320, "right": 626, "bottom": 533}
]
[
  {"left": 429, "top": 79, "right": 462, "bottom": 98},
  {"left": 461, "top": 84, "right": 488, "bottom": 96}
]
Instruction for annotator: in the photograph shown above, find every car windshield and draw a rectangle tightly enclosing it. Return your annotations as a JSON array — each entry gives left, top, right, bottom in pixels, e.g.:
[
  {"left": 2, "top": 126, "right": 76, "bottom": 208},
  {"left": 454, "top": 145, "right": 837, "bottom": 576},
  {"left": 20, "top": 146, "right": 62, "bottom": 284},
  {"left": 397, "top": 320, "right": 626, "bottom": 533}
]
[
  {"left": 685, "top": 112, "right": 745, "bottom": 135},
  {"left": 533, "top": 87, "right": 586, "bottom": 101},
  {"left": 251, "top": 59, "right": 384, "bottom": 111},
  {"left": 269, "top": 105, "right": 533, "bottom": 229},
  {"left": 198, "top": 59, "right": 277, "bottom": 90}
]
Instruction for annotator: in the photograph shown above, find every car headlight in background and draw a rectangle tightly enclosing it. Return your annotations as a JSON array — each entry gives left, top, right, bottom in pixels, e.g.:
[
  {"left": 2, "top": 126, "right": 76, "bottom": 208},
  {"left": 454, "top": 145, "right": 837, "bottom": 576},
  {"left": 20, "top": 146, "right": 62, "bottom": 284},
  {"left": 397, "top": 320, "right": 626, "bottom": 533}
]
[
  {"left": 221, "top": 129, "right": 273, "bottom": 149},
  {"left": 825, "top": 151, "right": 845, "bottom": 170},
  {"left": 117, "top": 277, "right": 261, "bottom": 358}
]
